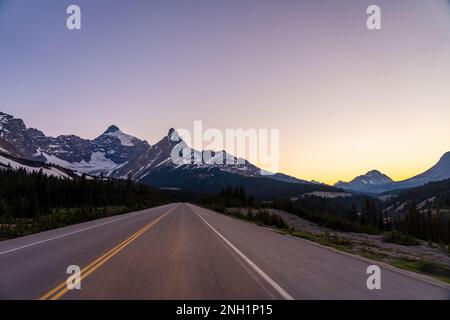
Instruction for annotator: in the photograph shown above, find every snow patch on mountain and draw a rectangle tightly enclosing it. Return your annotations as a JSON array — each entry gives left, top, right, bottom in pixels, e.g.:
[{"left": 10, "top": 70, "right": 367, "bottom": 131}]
[
  {"left": 71, "top": 151, "right": 117, "bottom": 174},
  {"left": 417, "top": 197, "right": 436, "bottom": 210},
  {"left": 0, "top": 154, "right": 71, "bottom": 179},
  {"left": 105, "top": 129, "right": 135, "bottom": 147},
  {"left": 43, "top": 151, "right": 119, "bottom": 175},
  {"left": 42, "top": 152, "right": 72, "bottom": 167}
]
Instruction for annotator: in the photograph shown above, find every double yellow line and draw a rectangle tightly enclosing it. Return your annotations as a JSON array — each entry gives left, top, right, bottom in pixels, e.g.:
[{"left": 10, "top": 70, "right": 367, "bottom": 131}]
[{"left": 39, "top": 209, "right": 172, "bottom": 300}]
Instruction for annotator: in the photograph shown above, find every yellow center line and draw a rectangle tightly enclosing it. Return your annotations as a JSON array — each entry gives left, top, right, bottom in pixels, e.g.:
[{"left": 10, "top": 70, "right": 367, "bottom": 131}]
[
  {"left": 38, "top": 208, "right": 173, "bottom": 300},
  {"left": 39, "top": 221, "right": 152, "bottom": 300}
]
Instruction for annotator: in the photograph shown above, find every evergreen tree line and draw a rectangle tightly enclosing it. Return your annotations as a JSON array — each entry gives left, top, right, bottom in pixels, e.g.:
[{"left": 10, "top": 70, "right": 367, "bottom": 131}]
[
  {"left": 0, "top": 168, "right": 170, "bottom": 237},
  {"left": 247, "top": 208, "right": 288, "bottom": 229},
  {"left": 218, "top": 185, "right": 256, "bottom": 207},
  {"left": 349, "top": 199, "right": 449, "bottom": 244},
  {"left": 272, "top": 197, "right": 449, "bottom": 245},
  {"left": 393, "top": 204, "right": 450, "bottom": 245}
]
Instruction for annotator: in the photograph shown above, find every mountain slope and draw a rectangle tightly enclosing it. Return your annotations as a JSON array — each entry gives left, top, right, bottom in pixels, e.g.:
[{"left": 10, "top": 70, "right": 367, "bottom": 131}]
[
  {"left": 395, "top": 152, "right": 450, "bottom": 190},
  {"left": 268, "top": 172, "right": 313, "bottom": 185},
  {"left": 0, "top": 137, "right": 21, "bottom": 157},
  {"left": 334, "top": 170, "right": 394, "bottom": 193},
  {"left": 0, "top": 150, "right": 77, "bottom": 179},
  {"left": 378, "top": 178, "right": 450, "bottom": 216},
  {"left": 0, "top": 112, "right": 150, "bottom": 176}
]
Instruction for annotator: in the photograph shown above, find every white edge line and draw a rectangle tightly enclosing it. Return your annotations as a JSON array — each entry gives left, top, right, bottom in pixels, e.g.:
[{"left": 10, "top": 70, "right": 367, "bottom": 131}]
[
  {"left": 194, "top": 209, "right": 294, "bottom": 300},
  {"left": 0, "top": 204, "right": 173, "bottom": 256}
]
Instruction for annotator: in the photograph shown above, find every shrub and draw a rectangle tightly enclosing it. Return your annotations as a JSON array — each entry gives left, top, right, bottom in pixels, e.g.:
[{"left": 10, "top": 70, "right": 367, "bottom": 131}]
[{"left": 383, "top": 231, "right": 420, "bottom": 246}]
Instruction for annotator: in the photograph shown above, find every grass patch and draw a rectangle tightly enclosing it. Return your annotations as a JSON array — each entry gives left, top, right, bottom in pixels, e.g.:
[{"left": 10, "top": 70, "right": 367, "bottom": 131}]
[
  {"left": 290, "top": 230, "right": 317, "bottom": 242},
  {"left": 392, "top": 258, "right": 450, "bottom": 284},
  {"left": 383, "top": 231, "right": 420, "bottom": 246},
  {"left": 359, "top": 248, "right": 389, "bottom": 260},
  {"left": 0, "top": 205, "right": 148, "bottom": 239},
  {"left": 290, "top": 229, "right": 353, "bottom": 253}
]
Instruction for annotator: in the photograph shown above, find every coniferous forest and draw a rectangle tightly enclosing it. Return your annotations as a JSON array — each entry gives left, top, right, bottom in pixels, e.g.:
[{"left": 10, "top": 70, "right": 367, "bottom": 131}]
[
  {"left": 0, "top": 168, "right": 177, "bottom": 238},
  {"left": 1, "top": 167, "right": 449, "bottom": 247},
  {"left": 200, "top": 183, "right": 449, "bottom": 246},
  {"left": 271, "top": 196, "right": 450, "bottom": 246}
]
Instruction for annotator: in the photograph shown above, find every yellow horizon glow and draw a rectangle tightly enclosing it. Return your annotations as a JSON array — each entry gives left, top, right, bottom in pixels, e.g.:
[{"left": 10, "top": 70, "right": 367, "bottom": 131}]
[
  {"left": 2, "top": 0, "right": 449, "bottom": 186},
  {"left": 278, "top": 148, "right": 449, "bottom": 186}
]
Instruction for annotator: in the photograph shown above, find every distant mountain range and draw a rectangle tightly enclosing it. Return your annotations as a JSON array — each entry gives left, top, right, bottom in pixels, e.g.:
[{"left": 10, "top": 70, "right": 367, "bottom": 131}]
[
  {"left": 335, "top": 153, "right": 450, "bottom": 193},
  {"left": 0, "top": 112, "right": 323, "bottom": 198},
  {"left": 1, "top": 111, "right": 449, "bottom": 197}
]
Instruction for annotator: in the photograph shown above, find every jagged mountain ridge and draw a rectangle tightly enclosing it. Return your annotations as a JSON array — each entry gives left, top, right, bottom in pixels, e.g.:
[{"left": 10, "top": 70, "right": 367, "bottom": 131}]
[
  {"left": 0, "top": 112, "right": 309, "bottom": 189},
  {"left": 0, "top": 112, "right": 150, "bottom": 176},
  {"left": 111, "top": 128, "right": 264, "bottom": 180}
]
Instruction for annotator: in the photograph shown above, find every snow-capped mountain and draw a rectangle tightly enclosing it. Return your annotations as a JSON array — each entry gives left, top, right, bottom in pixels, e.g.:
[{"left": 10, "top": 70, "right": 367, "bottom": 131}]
[
  {"left": 335, "top": 170, "right": 394, "bottom": 193},
  {"left": 0, "top": 112, "right": 149, "bottom": 176},
  {"left": 336, "top": 153, "right": 450, "bottom": 193},
  {"left": 111, "top": 128, "right": 264, "bottom": 180}
]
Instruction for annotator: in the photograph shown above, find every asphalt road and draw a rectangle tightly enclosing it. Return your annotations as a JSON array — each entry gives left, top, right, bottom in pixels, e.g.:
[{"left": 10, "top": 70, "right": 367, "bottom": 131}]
[{"left": 0, "top": 203, "right": 448, "bottom": 300}]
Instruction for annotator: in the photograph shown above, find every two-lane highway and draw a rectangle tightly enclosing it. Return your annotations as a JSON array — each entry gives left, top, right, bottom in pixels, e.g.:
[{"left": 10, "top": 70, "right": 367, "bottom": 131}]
[{"left": 0, "top": 203, "right": 448, "bottom": 299}]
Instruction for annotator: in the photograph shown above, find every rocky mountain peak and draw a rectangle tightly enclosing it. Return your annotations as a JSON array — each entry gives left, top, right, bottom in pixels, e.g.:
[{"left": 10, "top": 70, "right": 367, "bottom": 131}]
[{"left": 104, "top": 125, "right": 120, "bottom": 134}]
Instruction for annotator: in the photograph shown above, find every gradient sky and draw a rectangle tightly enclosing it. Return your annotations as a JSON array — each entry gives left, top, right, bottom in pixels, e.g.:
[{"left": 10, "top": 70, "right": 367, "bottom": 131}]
[{"left": 1, "top": 0, "right": 449, "bottom": 184}]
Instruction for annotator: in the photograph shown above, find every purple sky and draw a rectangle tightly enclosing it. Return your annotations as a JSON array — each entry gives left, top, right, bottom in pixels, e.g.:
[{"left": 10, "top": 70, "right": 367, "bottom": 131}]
[{"left": 1, "top": 0, "right": 449, "bottom": 183}]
